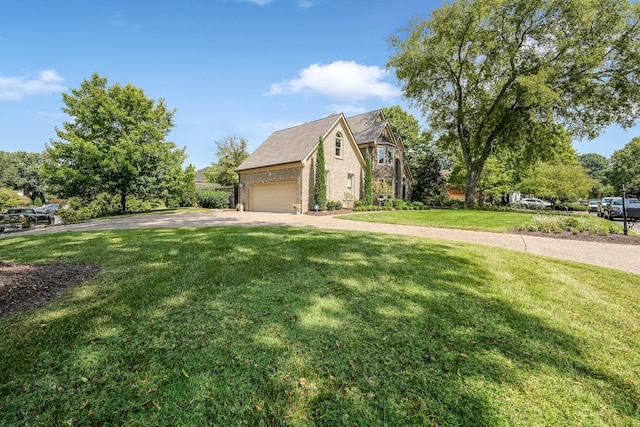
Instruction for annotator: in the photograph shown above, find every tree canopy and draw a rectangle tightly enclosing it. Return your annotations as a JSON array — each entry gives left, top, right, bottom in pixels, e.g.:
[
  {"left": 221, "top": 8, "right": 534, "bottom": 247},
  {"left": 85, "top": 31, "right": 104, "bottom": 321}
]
[
  {"left": 203, "top": 136, "right": 250, "bottom": 186},
  {"left": 520, "top": 162, "right": 595, "bottom": 204},
  {"left": 0, "top": 151, "right": 46, "bottom": 201},
  {"left": 389, "top": 0, "right": 640, "bottom": 204},
  {"left": 607, "top": 137, "right": 640, "bottom": 195},
  {"left": 42, "top": 74, "right": 186, "bottom": 213}
]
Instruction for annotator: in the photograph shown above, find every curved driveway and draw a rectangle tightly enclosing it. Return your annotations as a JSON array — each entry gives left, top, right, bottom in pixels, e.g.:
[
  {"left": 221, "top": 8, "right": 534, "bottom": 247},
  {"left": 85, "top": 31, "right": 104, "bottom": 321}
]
[{"left": 8, "top": 210, "right": 640, "bottom": 275}]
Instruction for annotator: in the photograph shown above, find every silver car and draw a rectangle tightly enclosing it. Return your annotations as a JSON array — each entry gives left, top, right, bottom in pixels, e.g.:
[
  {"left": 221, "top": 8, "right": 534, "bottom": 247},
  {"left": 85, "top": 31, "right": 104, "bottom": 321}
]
[{"left": 597, "top": 197, "right": 613, "bottom": 217}]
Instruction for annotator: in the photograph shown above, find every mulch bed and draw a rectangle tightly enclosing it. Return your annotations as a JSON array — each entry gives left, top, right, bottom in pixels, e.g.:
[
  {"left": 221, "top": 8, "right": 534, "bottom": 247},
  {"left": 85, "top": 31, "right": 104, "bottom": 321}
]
[
  {"left": 0, "top": 261, "right": 102, "bottom": 319},
  {"left": 511, "top": 230, "right": 640, "bottom": 245}
]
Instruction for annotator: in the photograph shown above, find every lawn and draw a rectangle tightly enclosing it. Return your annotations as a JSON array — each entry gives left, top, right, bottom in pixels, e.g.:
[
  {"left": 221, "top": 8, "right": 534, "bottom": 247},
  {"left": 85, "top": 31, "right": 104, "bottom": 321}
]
[
  {"left": 1, "top": 226, "right": 639, "bottom": 425},
  {"left": 338, "top": 209, "right": 634, "bottom": 234}
]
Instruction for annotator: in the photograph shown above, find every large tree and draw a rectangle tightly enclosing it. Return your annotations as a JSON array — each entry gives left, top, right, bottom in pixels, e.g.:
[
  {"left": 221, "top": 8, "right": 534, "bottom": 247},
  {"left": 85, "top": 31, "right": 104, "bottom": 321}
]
[
  {"left": 389, "top": 0, "right": 640, "bottom": 205},
  {"left": 43, "top": 74, "right": 185, "bottom": 213},
  {"left": 203, "top": 136, "right": 249, "bottom": 186},
  {"left": 520, "top": 162, "right": 595, "bottom": 204},
  {"left": 607, "top": 137, "right": 640, "bottom": 195}
]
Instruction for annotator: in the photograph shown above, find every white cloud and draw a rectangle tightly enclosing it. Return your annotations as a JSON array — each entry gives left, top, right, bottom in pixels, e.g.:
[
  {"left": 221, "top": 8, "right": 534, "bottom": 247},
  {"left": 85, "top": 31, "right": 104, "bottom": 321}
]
[
  {"left": 0, "top": 70, "right": 66, "bottom": 100},
  {"left": 268, "top": 60, "right": 400, "bottom": 101},
  {"left": 328, "top": 103, "right": 367, "bottom": 116}
]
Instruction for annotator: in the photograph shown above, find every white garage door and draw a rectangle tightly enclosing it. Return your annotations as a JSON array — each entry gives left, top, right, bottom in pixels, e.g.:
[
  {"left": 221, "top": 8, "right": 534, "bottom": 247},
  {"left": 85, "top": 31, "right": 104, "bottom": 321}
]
[{"left": 250, "top": 181, "right": 298, "bottom": 213}]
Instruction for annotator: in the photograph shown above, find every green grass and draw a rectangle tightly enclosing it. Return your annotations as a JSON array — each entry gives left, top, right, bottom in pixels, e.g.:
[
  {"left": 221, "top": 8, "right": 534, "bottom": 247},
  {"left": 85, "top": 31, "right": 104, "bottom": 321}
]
[
  {"left": 338, "top": 209, "right": 535, "bottom": 231},
  {"left": 338, "top": 209, "right": 637, "bottom": 234},
  {"left": 1, "top": 227, "right": 639, "bottom": 425}
]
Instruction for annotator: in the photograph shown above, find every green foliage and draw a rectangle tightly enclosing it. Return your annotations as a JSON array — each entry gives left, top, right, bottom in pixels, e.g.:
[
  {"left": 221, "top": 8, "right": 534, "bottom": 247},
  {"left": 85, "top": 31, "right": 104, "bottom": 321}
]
[
  {"left": 203, "top": 136, "right": 249, "bottom": 186},
  {"left": 579, "top": 153, "right": 610, "bottom": 184},
  {"left": 197, "top": 190, "right": 230, "bottom": 209},
  {"left": 372, "top": 180, "right": 393, "bottom": 199},
  {"left": 520, "top": 162, "right": 596, "bottom": 204},
  {"left": 516, "top": 214, "right": 618, "bottom": 235},
  {"left": 0, "top": 151, "right": 46, "bottom": 201},
  {"left": 171, "top": 164, "right": 197, "bottom": 208},
  {"left": 363, "top": 149, "right": 373, "bottom": 205},
  {"left": 58, "top": 193, "right": 152, "bottom": 223},
  {"left": 607, "top": 137, "right": 640, "bottom": 195},
  {"left": 0, "top": 189, "right": 28, "bottom": 210},
  {"left": 382, "top": 106, "right": 448, "bottom": 203},
  {"left": 389, "top": 0, "right": 640, "bottom": 204},
  {"left": 313, "top": 136, "right": 327, "bottom": 210},
  {"left": 326, "top": 200, "right": 343, "bottom": 210},
  {"left": 392, "top": 198, "right": 405, "bottom": 208},
  {"left": 42, "top": 73, "right": 185, "bottom": 213}
]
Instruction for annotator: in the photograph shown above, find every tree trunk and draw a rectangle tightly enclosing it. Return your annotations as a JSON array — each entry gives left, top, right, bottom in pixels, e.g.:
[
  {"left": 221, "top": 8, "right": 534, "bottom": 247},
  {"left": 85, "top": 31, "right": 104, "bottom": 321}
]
[
  {"left": 465, "top": 166, "right": 481, "bottom": 206},
  {"left": 120, "top": 192, "right": 127, "bottom": 214}
]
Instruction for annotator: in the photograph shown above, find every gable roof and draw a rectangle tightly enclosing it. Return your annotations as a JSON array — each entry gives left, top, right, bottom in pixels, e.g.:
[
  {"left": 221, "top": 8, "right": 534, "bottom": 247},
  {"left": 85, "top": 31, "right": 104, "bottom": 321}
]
[
  {"left": 346, "top": 110, "right": 387, "bottom": 145},
  {"left": 237, "top": 114, "right": 342, "bottom": 171}
]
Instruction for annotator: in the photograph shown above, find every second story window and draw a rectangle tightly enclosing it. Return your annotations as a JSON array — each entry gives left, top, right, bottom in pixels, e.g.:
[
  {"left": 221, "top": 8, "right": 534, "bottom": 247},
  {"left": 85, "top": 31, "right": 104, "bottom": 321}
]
[
  {"left": 378, "top": 146, "right": 394, "bottom": 164},
  {"left": 335, "top": 133, "right": 342, "bottom": 157}
]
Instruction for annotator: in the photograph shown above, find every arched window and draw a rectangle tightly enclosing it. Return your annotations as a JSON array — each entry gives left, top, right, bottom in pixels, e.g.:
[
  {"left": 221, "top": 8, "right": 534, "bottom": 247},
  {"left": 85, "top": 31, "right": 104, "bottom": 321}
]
[{"left": 335, "top": 133, "right": 342, "bottom": 157}]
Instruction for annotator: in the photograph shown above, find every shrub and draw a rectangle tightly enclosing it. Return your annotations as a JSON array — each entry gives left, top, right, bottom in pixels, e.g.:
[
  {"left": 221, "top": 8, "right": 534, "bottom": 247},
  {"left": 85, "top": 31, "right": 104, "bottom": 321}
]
[
  {"left": 516, "top": 214, "right": 615, "bottom": 235},
  {"left": 354, "top": 199, "right": 367, "bottom": 208},
  {"left": 198, "top": 191, "right": 230, "bottom": 209},
  {"left": 57, "top": 194, "right": 152, "bottom": 223},
  {"left": 327, "top": 200, "right": 343, "bottom": 210},
  {"left": 392, "top": 199, "right": 405, "bottom": 208}
]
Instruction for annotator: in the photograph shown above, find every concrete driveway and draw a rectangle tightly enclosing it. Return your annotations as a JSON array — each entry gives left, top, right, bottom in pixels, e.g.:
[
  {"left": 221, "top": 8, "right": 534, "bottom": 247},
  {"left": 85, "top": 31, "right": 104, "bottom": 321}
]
[{"left": 7, "top": 210, "right": 640, "bottom": 275}]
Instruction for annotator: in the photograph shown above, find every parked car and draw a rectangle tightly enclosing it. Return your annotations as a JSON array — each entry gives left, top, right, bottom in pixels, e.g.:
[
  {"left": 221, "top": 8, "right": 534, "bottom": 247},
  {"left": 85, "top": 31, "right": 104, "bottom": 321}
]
[
  {"left": 0, "top": 207, "right": 53, "bottom": 232},
  {"left": 44, "top": 203, "right": 61, "bottom": 213},
  {"left": 518, "top": 198, "right": 552, "bottom": 209},
  {"left": 597, "top": 197, "right": 613, "bottom": 217},
  {"left": 602, "top": 198, "right": 640, "bottom": 220},
  {"left": 588, "top": 200, "right": 600, "bottom": 213}
]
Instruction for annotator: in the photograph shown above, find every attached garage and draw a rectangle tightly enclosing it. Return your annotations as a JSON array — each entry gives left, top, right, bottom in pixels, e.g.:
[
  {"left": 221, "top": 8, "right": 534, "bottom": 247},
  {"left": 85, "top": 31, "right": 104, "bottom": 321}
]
[{"left": 250, "top": 181, "right": 298, "bottom": 213}]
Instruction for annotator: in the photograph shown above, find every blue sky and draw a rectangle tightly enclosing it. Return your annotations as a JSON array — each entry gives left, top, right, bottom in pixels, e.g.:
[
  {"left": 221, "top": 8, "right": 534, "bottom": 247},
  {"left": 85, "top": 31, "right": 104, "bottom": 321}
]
[{"left": 0, "top": 0, "right": 636, "bottom": 171}]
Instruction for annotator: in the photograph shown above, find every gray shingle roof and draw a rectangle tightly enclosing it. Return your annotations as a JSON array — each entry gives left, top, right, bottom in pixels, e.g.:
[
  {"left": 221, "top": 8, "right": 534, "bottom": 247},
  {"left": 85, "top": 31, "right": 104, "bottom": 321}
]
[
  {"left": 345, "top": 110, "right": 386, "bottom": 144},
  {"left": 236, "top": 114, "right": 341, "bottom": 171}
]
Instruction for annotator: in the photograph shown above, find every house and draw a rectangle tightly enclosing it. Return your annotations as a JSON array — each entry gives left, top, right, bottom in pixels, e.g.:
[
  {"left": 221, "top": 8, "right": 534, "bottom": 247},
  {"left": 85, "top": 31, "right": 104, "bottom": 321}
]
[
  {"left": 346, "top": 110, "right": 413, "bottom": 200},
  {"left": 236, "top": 110, "right": 413, "bottom": 213}
]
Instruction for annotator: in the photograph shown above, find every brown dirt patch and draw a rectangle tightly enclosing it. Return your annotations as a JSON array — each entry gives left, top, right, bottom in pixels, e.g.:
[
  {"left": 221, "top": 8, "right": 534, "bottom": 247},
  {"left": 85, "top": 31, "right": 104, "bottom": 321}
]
[{"left": 0, "top": 261, "right": 102, "bottom": 319}]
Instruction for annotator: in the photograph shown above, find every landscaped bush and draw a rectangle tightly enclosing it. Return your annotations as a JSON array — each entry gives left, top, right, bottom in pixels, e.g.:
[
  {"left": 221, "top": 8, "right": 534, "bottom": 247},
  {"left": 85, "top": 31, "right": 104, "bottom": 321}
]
[
  {"left": 516, "top": 214, "right": 618, "bottom": 235},
  {"left": 198, "top": 190, "right": 230, "bottom": 209},
  {"left": 327, "top": 200, "right": 343, "bottom": 210},
  {"left": 353, "top": 199, "right": 367, "bottom": 208},
  {"left": 554, "top": 202, "right": 589, "bottom": 212},
  {"left": 58, "top": 194, "right": 152, "bottom": 223}
]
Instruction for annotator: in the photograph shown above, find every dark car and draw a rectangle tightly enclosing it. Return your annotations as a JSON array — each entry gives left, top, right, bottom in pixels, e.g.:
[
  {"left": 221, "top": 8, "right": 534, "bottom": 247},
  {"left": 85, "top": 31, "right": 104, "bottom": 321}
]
[
  {"left": 0, "top": 207, "right": 52, "bottom": 231},
  {"left": 602, "top": 198, "right": 640, "bottom": 220}
]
